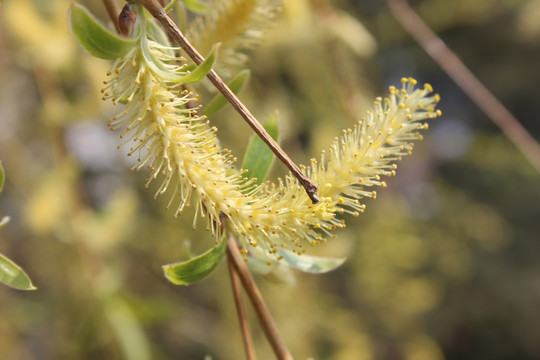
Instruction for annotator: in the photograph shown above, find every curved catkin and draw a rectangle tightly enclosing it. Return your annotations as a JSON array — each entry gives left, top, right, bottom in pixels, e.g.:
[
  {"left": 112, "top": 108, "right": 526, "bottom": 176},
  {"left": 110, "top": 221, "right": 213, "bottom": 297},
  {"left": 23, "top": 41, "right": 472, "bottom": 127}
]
[{"left": 106, "top": 11, "right": 441, "bottom": 260}]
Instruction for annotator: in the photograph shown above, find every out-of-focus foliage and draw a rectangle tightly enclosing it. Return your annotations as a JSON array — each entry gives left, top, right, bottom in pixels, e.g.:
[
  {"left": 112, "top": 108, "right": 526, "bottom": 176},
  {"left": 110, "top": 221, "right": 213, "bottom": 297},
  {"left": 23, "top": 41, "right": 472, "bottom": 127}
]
[
  {"left": 0, "top": 162, "right": 36, "bottom": 290},
  {"left": 0, "top": 0, "right": 539, "bottom": 359}
]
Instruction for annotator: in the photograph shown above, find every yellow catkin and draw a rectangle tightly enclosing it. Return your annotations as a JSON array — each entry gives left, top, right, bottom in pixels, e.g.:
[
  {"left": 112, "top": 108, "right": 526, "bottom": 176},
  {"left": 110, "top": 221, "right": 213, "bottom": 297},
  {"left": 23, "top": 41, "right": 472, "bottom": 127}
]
[
  {"left": 106, "top": 8, "right": 441, "bottom": 259},
  {"left": 187, "top": 0, "right": 282, "bottom": 77}
]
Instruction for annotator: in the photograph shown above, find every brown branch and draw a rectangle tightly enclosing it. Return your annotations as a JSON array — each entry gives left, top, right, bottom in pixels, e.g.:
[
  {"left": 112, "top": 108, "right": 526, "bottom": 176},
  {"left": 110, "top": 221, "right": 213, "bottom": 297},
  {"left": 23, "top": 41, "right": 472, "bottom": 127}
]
[
  {"left": 386, "top": 0, "right": 540, "bottom": 174},
  {"left": 102, "top": 0, "right": 121, "bottom": 31},
  {"left": 131, "top": 0, "right": 320, "bottom": 204},
  {"left": 227, "top": 250, "right": 257, "bottom": 360},
  {"left": 226, "top": 233, "right": 293, "bottom": 360}
]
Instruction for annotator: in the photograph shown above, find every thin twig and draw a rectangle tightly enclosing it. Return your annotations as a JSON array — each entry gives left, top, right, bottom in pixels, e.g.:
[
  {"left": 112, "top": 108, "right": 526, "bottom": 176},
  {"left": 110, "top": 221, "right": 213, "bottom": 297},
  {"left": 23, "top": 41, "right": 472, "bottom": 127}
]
[
  {"left": 102, "top": 0, "right": 121, "bottom": 31},
  {"left": 132, "top": 0, "right": 320, "bottom": 204},
  {"left": 386, "top": 0, "right": 540, "bottom": 174},
  {"left": 226, "top": 233, "right": 293, "bottom": 360},
  {"left": 227, "top": 248, "right": 257, "bottom": 360}
]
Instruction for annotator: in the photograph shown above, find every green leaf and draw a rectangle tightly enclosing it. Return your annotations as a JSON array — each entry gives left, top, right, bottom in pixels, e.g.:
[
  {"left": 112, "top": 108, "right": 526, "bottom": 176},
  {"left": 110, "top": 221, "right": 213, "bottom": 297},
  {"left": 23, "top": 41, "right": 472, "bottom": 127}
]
[
  {"left": 277, "top": 249, "right": 346, "bottom": 274},
  {"left": 70, "top": 3, "right": 136, "bottom": 60},
  {"left": 0, "top": 253, "right": 37, "bottom": 290},
  {"left": 241, "top": 111, "right": 280, "bottom": 184},
  {"left": 203, "top": 69, "right": 250, "bottom": 117},
  {"left": 182, "top": 0, "right": 208, "bottom": 13},
  {"left": 0, "top": 161, "right": 4, "bottom": 193},
  {"left": 142, "top": 42, "right": 218, "bottom": 84},
  {"left": 162, "top": 236, "right": 226, "bottom": 285},
  {"left": 164, "top": 0, "right": 179, "bottom": 12},
  {"left": 177, "top": 43, "right": 219, "bottom": 83}
]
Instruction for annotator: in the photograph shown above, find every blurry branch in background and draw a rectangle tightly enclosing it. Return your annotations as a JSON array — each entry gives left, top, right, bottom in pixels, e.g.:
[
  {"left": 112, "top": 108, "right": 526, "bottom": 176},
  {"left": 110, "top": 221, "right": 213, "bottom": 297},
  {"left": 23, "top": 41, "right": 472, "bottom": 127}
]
[
  {"left": 227, "top": 236, "right": 257, "bottom": 360},
  {"left": 226, "top": 232, "right": 293, "bottom": 360},
  {"left": 132, "top": 0, "right": 320, "bottom": 204},
  {"left": 102, "top": 0, "right": 121, "bottom": 32},
  {"left": 387, "top": 0, "right": 540, "bottom": 174}
]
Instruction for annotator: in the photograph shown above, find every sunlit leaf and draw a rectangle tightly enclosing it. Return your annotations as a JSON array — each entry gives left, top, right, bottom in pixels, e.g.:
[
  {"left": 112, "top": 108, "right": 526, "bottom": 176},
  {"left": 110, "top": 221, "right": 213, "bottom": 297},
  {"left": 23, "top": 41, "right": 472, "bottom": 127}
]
[
  {"left": 182, "top": 0, "right": 208, "bottom": 13},
  {"left": 0, "top": 253, "right": 37, "bottom": 290},
  {"left": 162, "top": 236, "right": 226, "bottom": 285},
  {"left": 241, "top": 111, "right": 280, "bottom": 184},
  {"left": 203, "top": 69, "right": 250, "bottom": 117},
  {"left": 70, "top": 3, "right": 136, "bottom": 60},
  {"left": 278, "top": 249, "right": 346, "bottom": 274}
]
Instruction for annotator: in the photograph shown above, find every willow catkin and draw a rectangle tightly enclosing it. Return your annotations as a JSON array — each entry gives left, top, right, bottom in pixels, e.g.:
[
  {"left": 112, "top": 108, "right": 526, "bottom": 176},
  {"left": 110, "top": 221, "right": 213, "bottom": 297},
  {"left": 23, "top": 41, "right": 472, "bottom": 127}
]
[{"left": 104, "top": 7, "right": 441, "bottom": 260}]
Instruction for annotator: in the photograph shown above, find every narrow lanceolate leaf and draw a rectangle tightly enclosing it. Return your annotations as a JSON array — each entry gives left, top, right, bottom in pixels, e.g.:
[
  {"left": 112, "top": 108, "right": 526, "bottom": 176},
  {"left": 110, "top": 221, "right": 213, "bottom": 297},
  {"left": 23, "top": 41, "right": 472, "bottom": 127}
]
[
  {"left": 0, "top": 253, "right": 37, "bottom": 290},
  {"left": 164, "top": 0, "right": 179, "bottom": 12},
  {"left": 142, "top": 42, "right": 219, "bottom": 83},
  {"left": 178, "top": 43, "right": 220, "bottom": 83},
  {"left": 162, "top": 236, "right": 227, "bottom": 285},
  {"left": 278, "top": 249, "right": 346, "bottom": 274},
  {"left": 70, "top": 3, "right": 136, "bottom": 59},
  {"left": 241, "top": 111, "right": 280, "bottom": 184},
  {"left": 203, "top": 69, "right": 250, "bottom": 117}
]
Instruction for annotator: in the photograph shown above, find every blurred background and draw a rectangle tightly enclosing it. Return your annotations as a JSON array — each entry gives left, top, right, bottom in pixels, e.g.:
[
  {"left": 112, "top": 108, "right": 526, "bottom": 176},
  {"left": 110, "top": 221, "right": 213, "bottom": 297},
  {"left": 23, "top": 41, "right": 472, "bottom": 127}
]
[{"left": 1, "top": 0, "right": 540, "bottom": 359}]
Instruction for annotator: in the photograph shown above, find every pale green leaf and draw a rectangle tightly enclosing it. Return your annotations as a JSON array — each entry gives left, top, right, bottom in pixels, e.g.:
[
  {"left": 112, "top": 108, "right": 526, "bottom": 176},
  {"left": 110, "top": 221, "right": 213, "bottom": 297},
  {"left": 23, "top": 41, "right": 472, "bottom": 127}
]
[
  {"left": 70, "top": 3, "right": 136, "bottom": 60},
  {"left": 0, "top": 253, "right": 37, "bottom": 290},
  {"left": 146, "top": 18, "right": 171, "bottom": 47},
  {"left": 164, "top": 0, "right": 179, "bottom": 12},
  {"left": 142, "top": 42, "right": 219, "bottom": 84},
  {"left": 177, "top": 43, "right": 219, "bottom": 83},
  {"left": 278, "top": 249, "right": 346, "bottom": 274},
  {"left": 246, "top": 250, "right": 297, "bottom": 286},
  {"left": 182, "top": 0, "right": 208, "bottom": 13},
  {"left": 162, "top": 236, "right": 226, "bottom": 285},
  {"left": 203, "top": 69, "right": 250, "bottom": 117},
  {"left": 241, "top": 111, "right": 280, "bottom": 184}
]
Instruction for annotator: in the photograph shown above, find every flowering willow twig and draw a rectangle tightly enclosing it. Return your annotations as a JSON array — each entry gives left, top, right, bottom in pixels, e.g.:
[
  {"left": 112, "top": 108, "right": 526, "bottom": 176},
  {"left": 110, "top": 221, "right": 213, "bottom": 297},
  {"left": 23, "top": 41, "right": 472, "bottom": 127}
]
[
  {"left": 131, "top": 0, "right": 321, "bottom": 204},
  {"left": 387, "top": 0, "right": 540, "bottom": 174}
]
